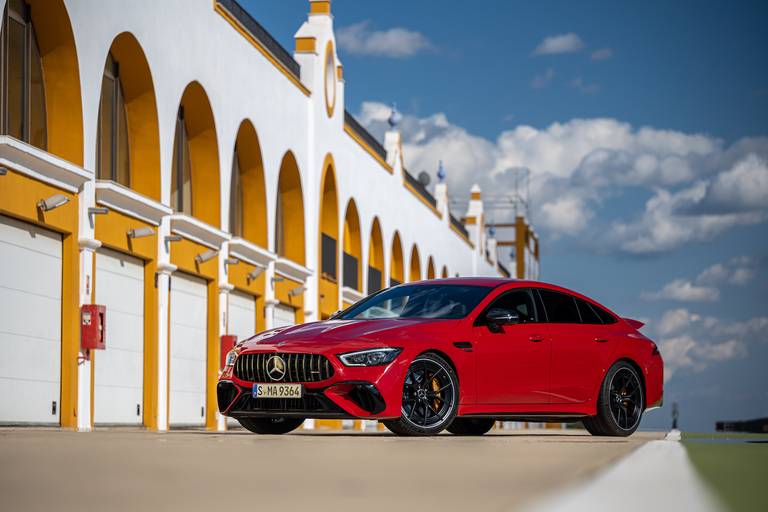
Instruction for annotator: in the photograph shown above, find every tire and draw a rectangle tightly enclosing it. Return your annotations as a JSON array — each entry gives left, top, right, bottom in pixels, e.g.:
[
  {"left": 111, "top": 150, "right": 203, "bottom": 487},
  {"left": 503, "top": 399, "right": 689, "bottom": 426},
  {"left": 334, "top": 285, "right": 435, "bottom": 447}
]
[
  {"left": 585, "top": 361, "right": 644, "bottom": 437},
  {"left": 383, "top": 353, "right": 459, "bottom": 436},
  {"left": 237, "top": 417, "right": 304, "bottom": 435},
  {"left": 447, "top": 417, "right": 495, "bottom": 436}
]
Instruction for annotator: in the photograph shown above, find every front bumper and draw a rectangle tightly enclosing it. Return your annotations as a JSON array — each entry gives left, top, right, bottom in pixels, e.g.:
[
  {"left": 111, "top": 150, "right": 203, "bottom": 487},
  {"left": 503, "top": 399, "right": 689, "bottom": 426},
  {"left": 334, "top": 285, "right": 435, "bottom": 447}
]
[{"left": 218, "top": 350, "right": 408, "bottom": 419}]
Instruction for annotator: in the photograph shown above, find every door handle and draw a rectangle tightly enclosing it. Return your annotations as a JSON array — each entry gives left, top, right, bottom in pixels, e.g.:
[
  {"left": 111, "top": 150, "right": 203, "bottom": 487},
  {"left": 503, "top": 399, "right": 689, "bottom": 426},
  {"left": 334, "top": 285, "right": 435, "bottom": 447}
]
[
  {"left": 594, "top": 338, "right": 608, "bottom": 343},
  {"left": 453, "top": 341, "right": 473, "bottom": 352},
  {"left": 529, "top": 335, "right": 544, "bottom": 343}
]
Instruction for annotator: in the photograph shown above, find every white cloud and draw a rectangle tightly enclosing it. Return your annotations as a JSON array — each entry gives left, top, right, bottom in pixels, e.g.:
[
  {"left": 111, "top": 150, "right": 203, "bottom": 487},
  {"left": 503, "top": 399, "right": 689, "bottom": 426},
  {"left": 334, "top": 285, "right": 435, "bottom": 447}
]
[
  {"left": 337, "top": 21, "right": 433, "bottom": 58},
  {"left": 657, "top": 308, "right": 701, "bottom": 336},
  {"left": 533, "top": 33, "right": 585, "bottom": 55},
  {"left": 696, "top": 256, "right": 758, "bottom": 286},
  {"left": 591, "top": 48, "right": 613, "bottom": 60},
  {"left": 356, "top": 102, "right": 768, "bottom": 253},
  {"left": 642, "top": 279, "right": 720, "bottom": 302},
  {"left": 531, "top": 68, "right": 555, "bottom": 89},
  {"left": 704, "top": 154, "right": 768, "bottom": 212}
]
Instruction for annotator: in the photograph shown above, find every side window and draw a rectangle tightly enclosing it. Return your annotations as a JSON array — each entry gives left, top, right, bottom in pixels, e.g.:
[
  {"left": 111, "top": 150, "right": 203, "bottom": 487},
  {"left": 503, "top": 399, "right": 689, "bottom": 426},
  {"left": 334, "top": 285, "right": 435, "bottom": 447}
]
[
  {"left": 481, "top": 289, "right": 538, "bottom": 323},
  {"left": 538, "top": 289, "right": 581, "bottom": 323},
  {"left": 575, "top": 298, "right": 602, "bottom": 324},
  {"left": 591, "top": 303, "right": 618, "bottom": 324}
]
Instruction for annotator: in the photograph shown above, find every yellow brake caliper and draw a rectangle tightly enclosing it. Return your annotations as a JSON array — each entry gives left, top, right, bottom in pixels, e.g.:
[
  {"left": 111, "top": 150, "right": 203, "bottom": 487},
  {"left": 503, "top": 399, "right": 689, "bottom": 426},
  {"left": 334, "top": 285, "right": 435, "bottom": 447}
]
[{"left": 431, "top": 377, "right": 441, "bottom": 411}]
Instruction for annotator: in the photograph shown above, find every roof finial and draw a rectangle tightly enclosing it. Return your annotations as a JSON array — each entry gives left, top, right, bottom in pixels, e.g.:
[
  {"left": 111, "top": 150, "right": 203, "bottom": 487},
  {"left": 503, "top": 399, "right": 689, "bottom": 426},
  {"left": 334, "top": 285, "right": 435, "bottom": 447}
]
[
  {"left": 388, "top": 103, "right": 402, "bottom": 129},
  {"left": 437, "top": 160, "right": 446, "bottom": 183}
]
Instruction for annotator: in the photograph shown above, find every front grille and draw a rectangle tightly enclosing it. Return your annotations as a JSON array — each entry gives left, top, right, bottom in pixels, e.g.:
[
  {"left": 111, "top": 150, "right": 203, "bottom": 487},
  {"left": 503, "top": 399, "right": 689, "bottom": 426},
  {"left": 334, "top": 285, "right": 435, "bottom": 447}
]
[{"left": 234, "top": 353, "right": 334, "bottom": 383}]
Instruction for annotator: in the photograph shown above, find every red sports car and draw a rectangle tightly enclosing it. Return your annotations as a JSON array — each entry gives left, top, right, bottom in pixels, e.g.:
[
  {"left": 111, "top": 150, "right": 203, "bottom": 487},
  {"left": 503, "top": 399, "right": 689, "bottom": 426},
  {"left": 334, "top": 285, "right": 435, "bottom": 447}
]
[{"left": 218, "top": 278, "right": 663, "bottom": 436}]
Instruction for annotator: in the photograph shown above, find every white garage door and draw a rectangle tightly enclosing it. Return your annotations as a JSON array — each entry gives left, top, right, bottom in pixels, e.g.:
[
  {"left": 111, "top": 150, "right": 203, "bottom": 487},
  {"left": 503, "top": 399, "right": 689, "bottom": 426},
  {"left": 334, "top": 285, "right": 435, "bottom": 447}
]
[
  {"left": 0, "top": 215, "right": 61, "bottom": 424},
  {"left": 274, "top": 303, "right": 296, "bottom": 328},
  {"left": 228, "top": 291, "right": 256, "bottom": 343},
  {"left": 94, "top": 248, "right": 144, "bottom": 425},
  {"left": 170, "top": 272, "right": 207, "bottom": 427}
]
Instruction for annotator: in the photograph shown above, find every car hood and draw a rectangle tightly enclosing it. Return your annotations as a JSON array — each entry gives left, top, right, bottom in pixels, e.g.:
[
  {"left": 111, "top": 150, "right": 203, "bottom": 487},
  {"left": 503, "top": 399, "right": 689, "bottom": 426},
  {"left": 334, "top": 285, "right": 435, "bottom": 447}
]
[{"left": 239, "top": 318, "right": 459, "bottom": 352}]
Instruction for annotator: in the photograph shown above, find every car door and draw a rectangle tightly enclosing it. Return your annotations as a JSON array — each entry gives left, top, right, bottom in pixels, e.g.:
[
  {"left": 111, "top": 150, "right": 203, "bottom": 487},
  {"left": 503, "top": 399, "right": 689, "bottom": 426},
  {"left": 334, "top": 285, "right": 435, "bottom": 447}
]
[
  {"left": 538, "top": 289, "right": 616, "bottom": 404},
  {"left": 472, "top": 288, "right": 550, "bottom": 405}
]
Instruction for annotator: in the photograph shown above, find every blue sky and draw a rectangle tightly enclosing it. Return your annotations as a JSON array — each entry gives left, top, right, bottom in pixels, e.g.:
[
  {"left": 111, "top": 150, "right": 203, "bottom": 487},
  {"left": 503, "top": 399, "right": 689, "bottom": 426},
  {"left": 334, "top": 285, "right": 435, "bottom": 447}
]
[{"left": 245, "top": 0, "right": 768, "bottom": 431}]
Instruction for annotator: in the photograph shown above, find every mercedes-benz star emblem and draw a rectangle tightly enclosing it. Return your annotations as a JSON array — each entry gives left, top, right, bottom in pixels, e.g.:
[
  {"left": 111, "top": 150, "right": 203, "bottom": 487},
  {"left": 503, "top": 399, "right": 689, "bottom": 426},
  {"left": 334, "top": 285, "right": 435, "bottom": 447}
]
[{"left": 266, "top": 355, "right": 286, "bottom": 381}]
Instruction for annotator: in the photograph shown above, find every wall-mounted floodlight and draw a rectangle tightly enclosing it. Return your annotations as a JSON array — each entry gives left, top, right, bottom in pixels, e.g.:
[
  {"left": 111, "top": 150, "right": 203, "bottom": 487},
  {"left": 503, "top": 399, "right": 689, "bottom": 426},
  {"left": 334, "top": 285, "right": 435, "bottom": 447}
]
[
  {"left": 37, "top": 194, "right": 70, "bottom": 212},
  {"left": 247, "top": 266, "right": 265, "bottom": 282},
  {"left": 194, "top": 249, "right": 218, "bottom": 264},
  {"left": 271, "top": 276, "right": 285, "bottom": 284},
  {"left": 224, "top": 258, "right": 239, "bottom": 266},
  {"left": 127, "top": 227, "right": 155, "bottom": 239},
  {"left": 288, "top": 285, "right": 307, "bottom": 297},
  {"left": 164, "top": 235, "right": 183, "bottom": 243},
  {"left": 88, "top": 207, "right": 109, "bottom": 216},
  {"left": 0, "top": 166, "right": 8, "bottom": 176}
]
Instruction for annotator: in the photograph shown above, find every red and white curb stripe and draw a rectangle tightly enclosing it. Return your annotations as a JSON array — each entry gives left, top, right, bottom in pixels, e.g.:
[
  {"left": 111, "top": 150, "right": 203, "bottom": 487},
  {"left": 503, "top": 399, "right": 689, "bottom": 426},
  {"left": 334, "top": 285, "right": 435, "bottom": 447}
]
[{"left": 525, "top": 430, "right": 723, "bottom": 512}]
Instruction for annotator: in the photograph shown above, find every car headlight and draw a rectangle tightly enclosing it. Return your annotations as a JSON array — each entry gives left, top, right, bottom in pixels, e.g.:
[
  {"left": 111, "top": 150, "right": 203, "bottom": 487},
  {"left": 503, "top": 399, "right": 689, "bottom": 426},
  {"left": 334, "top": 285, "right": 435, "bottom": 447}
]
[
  {"left": 338, "top": 348, "right": 402, "bottom": 367},
  {"left": 224, "top": 349, "right": 238, "bottom": 367}
]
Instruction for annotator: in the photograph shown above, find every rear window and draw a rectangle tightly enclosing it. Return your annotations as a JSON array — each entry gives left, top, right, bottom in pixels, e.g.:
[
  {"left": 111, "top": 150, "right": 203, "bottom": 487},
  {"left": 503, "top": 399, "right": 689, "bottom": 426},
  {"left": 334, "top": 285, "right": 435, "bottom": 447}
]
[{"left": 538, "top": 289, "right": 581, "bottom": 323}]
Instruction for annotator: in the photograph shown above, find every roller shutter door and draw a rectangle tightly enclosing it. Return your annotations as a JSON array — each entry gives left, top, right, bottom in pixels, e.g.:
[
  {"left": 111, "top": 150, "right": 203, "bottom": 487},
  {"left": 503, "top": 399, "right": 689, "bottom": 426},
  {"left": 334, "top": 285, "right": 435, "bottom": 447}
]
[
  {"left": 0, "top": 215, "right": 61, "bottom": 424},
  {"left": 93, "top": 248, "right": 144, "bottom": 425},
  {"left": 274, "top": 304, "right": 296, "bottom": 328}
]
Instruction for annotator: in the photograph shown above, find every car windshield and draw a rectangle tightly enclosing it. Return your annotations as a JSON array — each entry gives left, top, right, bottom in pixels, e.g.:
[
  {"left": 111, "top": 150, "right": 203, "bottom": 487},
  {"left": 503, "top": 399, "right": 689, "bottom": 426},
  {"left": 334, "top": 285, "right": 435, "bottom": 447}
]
[{"left": 339, "top": 284, "right": 491, "bottom": 320}]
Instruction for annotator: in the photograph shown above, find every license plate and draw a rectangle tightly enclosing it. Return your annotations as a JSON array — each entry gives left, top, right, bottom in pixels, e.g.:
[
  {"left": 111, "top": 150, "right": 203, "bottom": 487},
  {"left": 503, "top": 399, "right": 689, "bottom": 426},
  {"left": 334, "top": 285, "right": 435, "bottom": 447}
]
[{"left": 252, "top": 383, "right": 303, "bottom": 399}]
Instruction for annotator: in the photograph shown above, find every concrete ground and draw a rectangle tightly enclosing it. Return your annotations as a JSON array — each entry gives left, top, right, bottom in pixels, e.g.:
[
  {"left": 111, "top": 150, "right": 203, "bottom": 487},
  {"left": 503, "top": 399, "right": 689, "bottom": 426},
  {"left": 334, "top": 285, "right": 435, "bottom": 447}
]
[{"left": 0, "top": 428, "right": 663, "bottom": 512}]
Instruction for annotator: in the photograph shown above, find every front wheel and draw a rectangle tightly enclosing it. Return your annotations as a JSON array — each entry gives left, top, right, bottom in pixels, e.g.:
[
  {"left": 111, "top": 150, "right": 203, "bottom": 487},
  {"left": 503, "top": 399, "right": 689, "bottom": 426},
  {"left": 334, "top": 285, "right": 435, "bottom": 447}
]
[
  {"left": 584, "top": 361, "right": 644, "bottom": 437},
  {"left": 237, "top": 417, "right": 304, "bottom": 435},
  {"left": 383, "top": 353, "right": 459, "bottom": 436}
]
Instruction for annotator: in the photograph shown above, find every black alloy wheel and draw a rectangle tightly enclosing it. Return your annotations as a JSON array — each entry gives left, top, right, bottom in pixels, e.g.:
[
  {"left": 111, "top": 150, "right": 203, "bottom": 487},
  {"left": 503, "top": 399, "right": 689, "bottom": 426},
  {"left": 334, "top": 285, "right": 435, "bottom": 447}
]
[
  {"left": 583, "top": 361, "right": 644, "bottom": 437},
  {"left": 238, "top": 417, "right": 305, "bottom": 435},
  {"left": 384, "top": 353, "right": 459, "bottom": 436}
]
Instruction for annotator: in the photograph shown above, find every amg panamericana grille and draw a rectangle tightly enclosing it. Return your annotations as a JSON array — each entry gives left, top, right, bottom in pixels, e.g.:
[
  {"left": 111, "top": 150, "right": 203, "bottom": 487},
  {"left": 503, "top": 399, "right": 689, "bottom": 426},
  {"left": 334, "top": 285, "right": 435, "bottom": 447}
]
[{"left": 234, "top": 353, "right": 334, "bottom": 383}]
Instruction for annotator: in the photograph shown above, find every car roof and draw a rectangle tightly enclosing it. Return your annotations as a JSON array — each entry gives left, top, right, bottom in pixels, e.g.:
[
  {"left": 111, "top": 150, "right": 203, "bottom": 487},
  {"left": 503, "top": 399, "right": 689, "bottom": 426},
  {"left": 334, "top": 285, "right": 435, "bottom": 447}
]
[{"left": 409, "top": 278, "right": 594, "bottom": 299}]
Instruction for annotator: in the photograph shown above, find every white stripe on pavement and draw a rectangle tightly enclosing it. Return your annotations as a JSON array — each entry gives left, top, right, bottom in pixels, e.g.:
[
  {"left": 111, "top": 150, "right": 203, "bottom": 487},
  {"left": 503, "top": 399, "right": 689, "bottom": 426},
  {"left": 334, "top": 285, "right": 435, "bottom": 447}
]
[{"left": 525, "top": 430, "right": 722, "bottom": 512}]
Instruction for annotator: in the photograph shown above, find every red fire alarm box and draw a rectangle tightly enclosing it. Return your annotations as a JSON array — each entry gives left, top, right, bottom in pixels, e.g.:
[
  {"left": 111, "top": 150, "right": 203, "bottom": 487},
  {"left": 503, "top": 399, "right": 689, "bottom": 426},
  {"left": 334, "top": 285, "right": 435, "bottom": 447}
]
[
  {"left": 220, "top": 335, "right": 237, "bottom": 370},
  {"left": 81, "top": 304, "right": 106, "bottom": 351}
]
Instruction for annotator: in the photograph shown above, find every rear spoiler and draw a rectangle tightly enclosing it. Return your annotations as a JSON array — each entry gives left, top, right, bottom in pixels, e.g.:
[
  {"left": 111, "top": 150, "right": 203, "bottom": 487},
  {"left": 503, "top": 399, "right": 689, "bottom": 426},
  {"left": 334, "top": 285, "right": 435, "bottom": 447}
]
[{"left": 623, "top": 317, "right": 645, "bottom": 330}]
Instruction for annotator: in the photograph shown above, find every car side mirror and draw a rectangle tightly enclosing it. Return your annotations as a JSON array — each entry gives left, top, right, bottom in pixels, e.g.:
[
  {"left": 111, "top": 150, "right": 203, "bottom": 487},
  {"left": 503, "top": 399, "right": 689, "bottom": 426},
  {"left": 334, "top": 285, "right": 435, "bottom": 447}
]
[{"left": 486, "top": 308, "right": 520, "bottom": 332}]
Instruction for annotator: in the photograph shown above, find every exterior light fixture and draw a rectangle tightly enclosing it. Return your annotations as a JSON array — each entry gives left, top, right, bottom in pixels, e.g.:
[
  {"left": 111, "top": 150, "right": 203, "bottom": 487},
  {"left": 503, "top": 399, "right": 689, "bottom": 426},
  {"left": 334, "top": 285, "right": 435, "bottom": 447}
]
[
  {"left": 288, "top": 285, "right": 307, "bottom": 297},
  {"left": 0, "top": 166, "right": 8, "bottom": 176},
  {"left": 37, "top": 194, "right": 69, "bottom": 212},
  {"left": 164, "top": 235, "right": 183, "bottom": 243},
  {"left": 194, "top": 249, "right": 218, "bottom": 264},
  {"left": 224, "top": 258, "right": 239, "bottom": 266},
  {"left": 88, "top": 207, "right": 109, "bottom": 216},
  {"left": 247, "top": 266, "right": 265, "bottom": 282},
  {"left": 127, "top": 227, "right": 155, "bottom": 239}
]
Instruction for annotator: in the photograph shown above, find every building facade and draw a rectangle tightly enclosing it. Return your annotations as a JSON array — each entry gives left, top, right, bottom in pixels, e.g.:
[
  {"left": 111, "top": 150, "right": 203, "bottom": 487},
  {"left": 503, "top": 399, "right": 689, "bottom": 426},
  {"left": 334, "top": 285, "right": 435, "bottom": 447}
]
[{"left": 0, "top": 0, "right": 512, "bottom": 431}]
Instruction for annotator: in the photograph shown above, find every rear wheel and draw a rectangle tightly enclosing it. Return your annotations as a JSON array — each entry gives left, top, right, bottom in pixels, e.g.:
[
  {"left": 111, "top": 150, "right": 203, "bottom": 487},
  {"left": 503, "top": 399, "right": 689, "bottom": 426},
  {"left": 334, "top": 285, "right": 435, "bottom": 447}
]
[
  {"left": 447, "top": 418, "right": 495, "bottom": 436},
  {"left": 237, "top": 417, "right": 304, "bottom": 435},
  {"left": 585, "top": 361, "right": 644, "bottom": 437},
  {"left": 383, "top": 353, "right": 459, "bottom": 436}
]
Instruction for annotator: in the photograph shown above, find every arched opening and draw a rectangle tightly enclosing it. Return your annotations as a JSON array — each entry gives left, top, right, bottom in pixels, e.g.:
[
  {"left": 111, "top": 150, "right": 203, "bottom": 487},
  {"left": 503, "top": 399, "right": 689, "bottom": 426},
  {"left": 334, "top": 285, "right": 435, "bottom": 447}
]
[
  {"left": 274, "top": 151, "right": 305, "bottom": 264},
  {"left": 342, "top": 199, "right": 362, "bottom": 292},
  {"left": 230, "top": 120, "right": 266, "bottom": 246},
  {"left": 409, "top": 245, "right": 421, "bottom": 282},
  {"left": 96, "top": 32, "right": 160, "bottom": 200},
  {"left": 1, "top": 0, "right": 83, "bottom": 164},
  {"left": 367, "top": 217, "right": 384, "bottom": 293},
  {"left": 441, "top": 265, "right": 448, "bottom": 278},
  {"left": 171, "top": 81, "right": 219, "bottom": 226},
  {"left": 427, "top": 256, "right": 436, "bottom": 279},
  {"left": 390, "top": 231, "right": 404, "bottom": 286},
  {"left": 318, "top": 155, "right": 338, "bottom": 318}
]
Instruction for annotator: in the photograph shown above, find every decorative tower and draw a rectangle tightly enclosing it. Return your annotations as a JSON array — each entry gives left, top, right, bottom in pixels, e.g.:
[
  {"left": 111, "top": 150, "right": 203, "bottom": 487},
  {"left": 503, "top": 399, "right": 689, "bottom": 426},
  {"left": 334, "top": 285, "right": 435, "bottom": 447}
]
[
  {"left": 384, "top": 103, "right": 403, "bottom": 173},
  {"left": 434, "top": 160, "right": 450, "bottom": 222}
]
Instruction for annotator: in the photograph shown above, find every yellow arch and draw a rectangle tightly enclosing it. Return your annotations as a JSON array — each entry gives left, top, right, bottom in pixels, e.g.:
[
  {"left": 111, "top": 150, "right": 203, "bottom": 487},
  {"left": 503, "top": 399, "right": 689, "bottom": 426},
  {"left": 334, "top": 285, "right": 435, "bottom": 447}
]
[
  {"left": 102, "top": 32, "right": 160, "bottom": 200},
  {"left": 28, "top": 0, "right": 84, "bottom": 165},
  {"left": 390, "top": 231, "right": 404, "bottom": 286},
  {"left": 342, "top": 199, "right": 362, "bottom": 291},
  {"left": 174, "top": 81, "right": 220, "bottom": 226},
  {"left": 427, "top": 256, "right": 436, "bottom": 279},
  {"left": 368, "top": 217, "right": 384, "bottom": 292},
  {"left": 275, "top": 151, "right": 305, "bottom": 264},
  {"left": 318, "top": 154, "right": 339, "bottom": 317},
  {"left": 232, "top": 120, "right": 267, "bottom": 246},
  {"left": 409, "top": 245, "right": 422, "bottom": 282}
]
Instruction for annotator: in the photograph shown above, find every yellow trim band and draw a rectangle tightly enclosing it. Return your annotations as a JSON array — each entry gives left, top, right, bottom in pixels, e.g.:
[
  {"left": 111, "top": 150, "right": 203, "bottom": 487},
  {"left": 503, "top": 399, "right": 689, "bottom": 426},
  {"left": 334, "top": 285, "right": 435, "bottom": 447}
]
[
  {"left": 343, "top": 123, "right": 393, "bottom": 174},
  {"left": 295, "top": 37, "right": 316, "bottom": 53}
]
